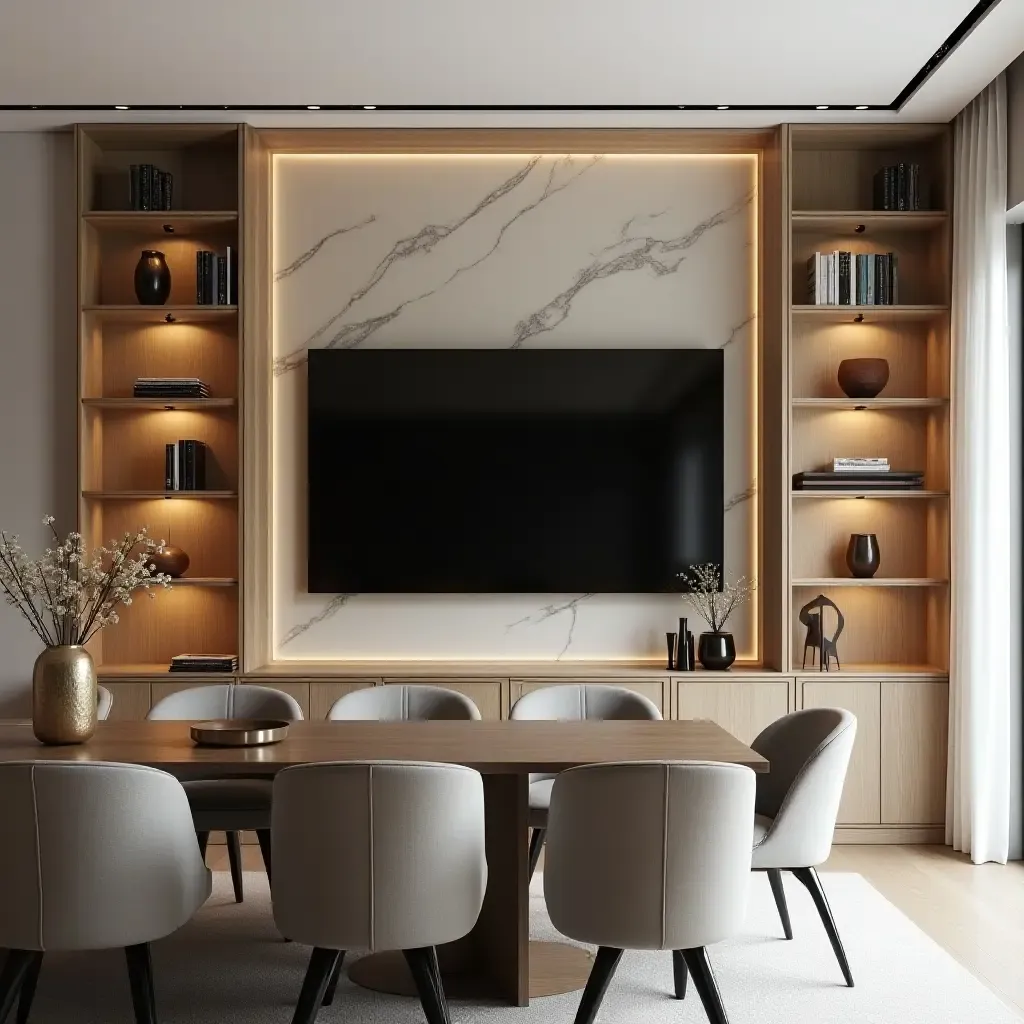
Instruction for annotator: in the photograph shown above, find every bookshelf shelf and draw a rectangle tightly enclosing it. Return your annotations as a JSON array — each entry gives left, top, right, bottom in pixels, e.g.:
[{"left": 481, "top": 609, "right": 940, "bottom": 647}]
[
  {"left": 82, "top": 305, "right": 238, "bottom": 324},
  {"left": 794, "top": 664, "right": 947, "bottom": 679},
  {"left": 791, "top": 398, "right": 946, "bottom": 410},
  {"left": 165, "top": 578, "right": 239, "bottom": 587},
  {"left": 83, "top": 211, "right": 238, "bottom": 233},
  {"left": 98, "top": 664, "right": 238, "bottom": 681},
  {"left": 792, "top": 577, "right": 947, "bottom": 588},
  {"left": 790, "top": 304, "right": 948, "bottom": 323},
  {"left": 82, "top": 398, "right": 237, "bottom": 410},
  {"left": 791, "top": 489, "right": 948, "bottom": 500},
  {"left": 81, "top": 490, "right": 238, "bottom": 500},
  {"left": 791, "top": 211, "right": 947, "bottom": 233}
]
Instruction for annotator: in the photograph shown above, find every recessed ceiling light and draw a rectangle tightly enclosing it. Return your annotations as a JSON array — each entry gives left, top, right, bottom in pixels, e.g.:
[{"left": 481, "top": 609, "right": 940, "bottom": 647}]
[
  {"left": 816, "top": 105, "right": 829, "bottom": 110},
  {"left": 678, "top": 105, "right": 686, "bottom": 109},
  {"left": 856, "top": 105, "right": 869, "bottom": 110},
  {"left": 363, "top": 105, "right": 377, "bottom": 110},
  {"left": 717, "top": 105, "right": 729, "bottom": 110},
  {"left": 307, "top": 105, "right": 321, "bottom": 110},
  {"left": 115, "top": 105, "right": 129, "bottom": 110}
]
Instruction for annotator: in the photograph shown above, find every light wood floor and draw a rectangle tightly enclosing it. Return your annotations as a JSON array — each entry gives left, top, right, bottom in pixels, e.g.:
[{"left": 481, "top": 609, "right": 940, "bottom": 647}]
[{"left": 211, "top": 843, "right": 1024, "bottom": 1017}]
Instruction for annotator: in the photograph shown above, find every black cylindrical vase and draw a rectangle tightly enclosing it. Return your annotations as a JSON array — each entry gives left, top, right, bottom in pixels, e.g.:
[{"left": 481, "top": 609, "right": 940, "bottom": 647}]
[
  {"left": 697, "top": 632, "right": 736, "bottom": 671},
  {"left": 846, "top": 533, "right": 881, "bottom": 578},
  {"left": 134, "top": 250, "right": 171, "bottom": 305}
]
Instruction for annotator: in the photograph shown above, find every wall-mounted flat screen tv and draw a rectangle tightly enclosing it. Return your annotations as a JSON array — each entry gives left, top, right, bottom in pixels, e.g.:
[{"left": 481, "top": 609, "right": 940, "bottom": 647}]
[{"left": 307, "top": 348, "right": 723, "bottom": 593}]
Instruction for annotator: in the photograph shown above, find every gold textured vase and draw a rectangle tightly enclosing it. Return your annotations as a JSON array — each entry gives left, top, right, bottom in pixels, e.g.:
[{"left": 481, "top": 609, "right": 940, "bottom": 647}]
[{"left": 32, "top": 646, "right": 97, "bottom": 745}]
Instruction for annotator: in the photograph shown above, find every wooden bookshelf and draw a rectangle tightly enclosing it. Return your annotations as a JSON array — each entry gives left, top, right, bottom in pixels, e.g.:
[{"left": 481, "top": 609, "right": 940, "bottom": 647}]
[{"left": 77, "top": 124, "right": 242, "bottom": 677}]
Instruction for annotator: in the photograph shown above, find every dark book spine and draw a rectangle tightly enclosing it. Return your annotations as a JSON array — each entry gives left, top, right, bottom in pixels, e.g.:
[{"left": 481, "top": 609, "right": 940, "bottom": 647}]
[
  {"left": 196, "top": 252, "right": 203, "bottom": 303},
  {"left": 217, "top": 253, "right": 227, "bottom": 305},
  {"left": 888, "top": 167, "right": 897, "bottom": 211},
  {"left": 839, "top": 251, "right": 851, "bottom": 304},
  {"left": 164, "top": 443, "right": 175, "bottom": 490},
  {"left": 176, "top": 440, "right": 185, "bottom": 489},
  {"left": 897, "top": 163, "right": 907, "bottom": 211},
  {"left": 194, "top": 442, "right": 207, "bottom": 490},
  {"left": 140, "top": 164, "right": 152, "bottom": 211},
  {"left": 162, "top": 171, "right": 173, "bottom": 211},
  {"left": 205, "top": 252, "right": 215, "bottom": 306},
  {"left": 130, "top": 165, "right": 141, "bottom": 210},
  {"left": 891, "top": 253, "right": 899, "bottom": 304},
  {"left": 183, "top": 440, "right": 196, "bottom": 491}
]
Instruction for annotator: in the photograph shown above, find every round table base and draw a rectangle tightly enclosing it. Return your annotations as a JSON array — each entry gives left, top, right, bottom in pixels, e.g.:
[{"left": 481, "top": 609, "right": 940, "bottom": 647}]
[{"left": 347, "top": 940, "right": 594, "bottom": 1000}]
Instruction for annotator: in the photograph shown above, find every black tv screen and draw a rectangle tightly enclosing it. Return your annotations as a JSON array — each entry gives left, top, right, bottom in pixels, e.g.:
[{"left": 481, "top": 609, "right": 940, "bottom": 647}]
[{"left": 307, "top": 349, "right": 723, "bottom": 593}]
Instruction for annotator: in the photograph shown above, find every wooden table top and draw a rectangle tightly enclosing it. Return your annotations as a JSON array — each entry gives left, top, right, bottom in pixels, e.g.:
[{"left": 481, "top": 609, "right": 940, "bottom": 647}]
[{"left": 0, "top": 720, "right": 767, "bottom": 774}]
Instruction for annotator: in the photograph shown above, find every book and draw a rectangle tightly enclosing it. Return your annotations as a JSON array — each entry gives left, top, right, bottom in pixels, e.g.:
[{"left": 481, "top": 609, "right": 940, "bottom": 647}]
[
  {"left": 140, "top": 164, "right": 152, "bottom": 212},
  {"left": 225, "top": 246, "right": 236, "bottom": 304},
  {"left": 217, "top": 252, "right": 228, "bottom": 305},
  {"left": 164, "top": 443, "right": 175, "bottom": 490},
  {"left": 839, "top": 251, "right": 851, "bottom": 305}
]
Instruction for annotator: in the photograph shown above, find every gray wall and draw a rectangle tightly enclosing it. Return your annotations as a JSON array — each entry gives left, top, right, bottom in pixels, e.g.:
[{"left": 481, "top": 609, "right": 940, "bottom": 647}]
[
  {"left": 0, "top": 131, "right": 77, "bottom": 714},
  {"left": 1010, "top": 54, "right": 1024, "bottom": 217}
]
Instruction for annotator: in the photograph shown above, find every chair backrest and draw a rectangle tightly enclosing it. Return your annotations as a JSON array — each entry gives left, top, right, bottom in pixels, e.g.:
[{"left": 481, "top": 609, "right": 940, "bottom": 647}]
[
  {"left": 272, "top": 761, "right": 486, "bottom": 951},
  {"left": 326, "top": 685, "right": 481, "bottom": 721},
  {"left": 147, "top": 683, "right": 304, "bottom": 721},
  {"left": 0, "top": 761, "right": 209, "bottom": 952},
  {"left": 510, "top": 684, "right": 662, "bottom": 722},
  {"left": 544, "top": 761, "right": 755, "bottom": 951},
  {"left": 96, "top": 685, "right": 113, "bottom": 721},
  {"left": 750, "top": 708, "right": 857, "bottom": 866}
]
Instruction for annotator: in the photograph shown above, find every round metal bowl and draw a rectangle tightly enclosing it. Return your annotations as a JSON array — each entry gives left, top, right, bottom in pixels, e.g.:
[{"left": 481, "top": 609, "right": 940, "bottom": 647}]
[{"left": 189, "top": 719, "right": 290, "bottom": 747}]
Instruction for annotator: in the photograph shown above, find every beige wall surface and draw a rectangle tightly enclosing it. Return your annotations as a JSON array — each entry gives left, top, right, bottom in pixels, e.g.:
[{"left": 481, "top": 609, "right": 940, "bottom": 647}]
[{"left": 0, "top": 131, "right": 77, "bottom": 713}]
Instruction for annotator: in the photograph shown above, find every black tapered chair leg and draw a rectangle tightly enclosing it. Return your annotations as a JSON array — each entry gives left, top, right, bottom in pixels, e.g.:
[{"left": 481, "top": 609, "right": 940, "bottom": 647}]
[
  {"left": 292, "top": 947, "right": 341, "bottom": 1024},
  {"left": 321, "top": 952, "right": 346, "bottom": 1007},
  {"left": 680, "top": 947, "right": 729, "bottom": 1024},
  {"left": 793, "top": 867, "right": 854, "bottom": 987},
  {"left": 767, "top": 869, "right": 794, "bottom": 940},
  {"left": 0, "top": 952, "right": 36, "bottom": 1024},
  {"left": 196, "top": 831, "right": 209, "bottom": 861},
  {"left": 528, "top": 827, "right": 545, "bottom": 882},
  {"left": 15, "top": 952, "right": 43, "bottom": 1024},
  {"left": 226, "top": 831, "right": 244, "bottom": 904},
  {"left": 573, "top": 946, "right": 623, "bottom": 1024},
  {"left": 671, "top": 949, "right": 688, "bottom": 999},
  {"left": 255, "top": 829, "right": 273, "bottom": 886},
  {"left": 423, "top": 946, "right": 450, "bottom": 1024},
  {"left": 124, "top": 944, "right": 156, "bottom": 1024},
  {"left": 403, "top": 947, "right": 449, "bottom": 1024}
]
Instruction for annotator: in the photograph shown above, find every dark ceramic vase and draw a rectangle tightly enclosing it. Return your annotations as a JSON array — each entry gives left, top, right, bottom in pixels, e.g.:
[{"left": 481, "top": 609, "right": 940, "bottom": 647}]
[
  {"left": 837, "top": 358, "right": 889, "bottom": 399},
  {"left": 148, "top": 544, "right": 189, "bottom": 578},
  {"left": 697, "top": 632, "right": 736, "bottom": 671},
  {"left": 134, "top": 250, "right": 171, "bottom": 305},
  {"left": 846, "top": 533, "right": 880, "bottom": 578}
]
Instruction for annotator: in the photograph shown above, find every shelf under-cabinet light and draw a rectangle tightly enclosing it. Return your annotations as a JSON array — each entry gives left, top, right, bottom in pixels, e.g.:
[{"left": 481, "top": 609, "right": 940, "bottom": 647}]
[
  {"left": 163, "top": 224, "right": 175, "bottom": 234},
  {"left": 856, "top": 105, "right": 869, "bottom": 110},
  {"left": 853, "top": 314, "right": 864, "bottom": 323},
  {"left": 164, "top": 313, "right": 177, "bottom": 323},
  {"left": 854, "top": 404, "right": 867, "bottom": 411}
]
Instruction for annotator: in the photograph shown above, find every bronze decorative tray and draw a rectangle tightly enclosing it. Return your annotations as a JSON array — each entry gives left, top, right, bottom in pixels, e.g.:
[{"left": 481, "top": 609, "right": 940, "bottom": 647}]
[{"left": 189, "top": 719, "right": 290, "bottom": 747}]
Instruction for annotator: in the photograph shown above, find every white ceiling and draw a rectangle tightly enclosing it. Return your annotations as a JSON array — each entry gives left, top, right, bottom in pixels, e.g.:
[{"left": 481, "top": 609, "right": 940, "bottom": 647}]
[{"left": 1, "top": 0, "right": 1022, "bottom": 129}]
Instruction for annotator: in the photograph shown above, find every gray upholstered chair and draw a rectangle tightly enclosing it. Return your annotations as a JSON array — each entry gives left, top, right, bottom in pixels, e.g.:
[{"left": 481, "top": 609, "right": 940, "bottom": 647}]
[
  {"left": 326, "top": 684, "right": 481, "bottom": 721},
  {"left": 0, "top": 761, "right": 210, "bottom": 1024},
  {"left": 749, "top": 707, "right": 858, "bottom": 987},
  {"left": 272, "top": 761, "right": 487, "bottom": 1024},
  {"left": 147, "top": 683, "right": 304, "bottom": 904},
  {"left": 509, "top": 684, "right": 662, "bottom": 878},
  {"left": 96, "top": 685, "right": 113, "bottom": 721},
  {"left": 545, "top": 761, "right": 755, "bottom": 1024}
]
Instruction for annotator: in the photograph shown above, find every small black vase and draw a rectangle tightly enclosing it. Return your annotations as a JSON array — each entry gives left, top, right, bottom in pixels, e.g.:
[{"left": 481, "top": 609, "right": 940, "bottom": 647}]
[
  {"left": 134, "top": 250, "right": 171, "bottom": 305},
  {"left": 698, "top": 632, "right": 736, "bottom": 671},
  {"left": 846, "top": 533, "right": 880, "bottom": 578}
]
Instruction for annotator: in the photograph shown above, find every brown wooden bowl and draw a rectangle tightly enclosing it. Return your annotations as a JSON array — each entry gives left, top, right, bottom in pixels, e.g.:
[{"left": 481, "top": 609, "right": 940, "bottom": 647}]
[{"left": 838, "top": 358, "right": 889, "bottom": 399}]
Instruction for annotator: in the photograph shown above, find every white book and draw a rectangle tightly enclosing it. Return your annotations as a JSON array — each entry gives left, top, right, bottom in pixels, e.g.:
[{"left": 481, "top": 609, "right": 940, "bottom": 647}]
[
  {"left": 835, "top": 457, "right": 889, "bottom": 465},
  {"left": 832, "top": 466, "right": 891, "bottom": 473}
]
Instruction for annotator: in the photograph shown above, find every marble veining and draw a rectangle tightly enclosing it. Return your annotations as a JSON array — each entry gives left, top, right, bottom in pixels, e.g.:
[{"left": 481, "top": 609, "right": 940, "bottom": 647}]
[
  {"left": 506, "top": 594, "right": 595, "bottom": 659},
  {"left": 724, "top": 480, "right": 757, "bottom": 513},
  {"left": 274, "top": 215, "right": 377, "bottom": 282},
  {"left": 279, "top": 593, "right": 356, "bottom": 647}
]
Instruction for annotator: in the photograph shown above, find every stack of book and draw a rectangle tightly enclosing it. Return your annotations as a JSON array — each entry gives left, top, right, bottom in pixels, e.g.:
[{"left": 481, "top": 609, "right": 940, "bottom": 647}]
[
  {"left": 833, "top": 457, "right": 889, "bottom": 473},
  {"left": 165, "top": 440, "right": 208, "bottom": 491},
  {"left": 134, "top": 377, "right": 210, "bottom": 399},
  {"left": 169, "top": 654, "right": 237, "bottom": 674},
  {"left": 807, "top": 251, "right": 899, "bottom": 305},
  {"left": 196, "top": 247, "right": 237, "bottom": 305},
  {"left": 793, "top": 461, "right": 924, "bottom": 491},
  {"left": 873, "top": 164, "right": 922, "bottom": 211},
  {"left": 129, "top": 165, "right": 173, "bottom": 211}
]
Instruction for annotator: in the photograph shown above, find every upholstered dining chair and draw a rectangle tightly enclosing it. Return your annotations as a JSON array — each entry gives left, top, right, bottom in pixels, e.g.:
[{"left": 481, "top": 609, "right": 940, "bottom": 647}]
[
  {"left": 545, "top": 761, "right": 755, "bottom": 1024},
  {"left": 96, "top": 685, "right": 113, "bottom": 721},
  {"left": 272, "top": 761, "right": 487, "bottom": 1024},
  {"left": 326, "top": 684, "right": 481, "bottom": 721},
  {"left": 747, "top": 707, "right": 858, "bottom": 988},
  {"left": 0, "top": 761, "right": 210, "bottom": 1024},
  {"left": 509, "top": 684, "right": 662, "bottom": 879},
  {"left": 147, "top": 683, "right": 304, "bottom": 904}
]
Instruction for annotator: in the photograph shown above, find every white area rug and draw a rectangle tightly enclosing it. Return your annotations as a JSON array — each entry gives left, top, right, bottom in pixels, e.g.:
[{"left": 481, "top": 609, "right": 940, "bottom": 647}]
[{"left": 22, "top": 871, "right": 1022, "bottom": 1023}]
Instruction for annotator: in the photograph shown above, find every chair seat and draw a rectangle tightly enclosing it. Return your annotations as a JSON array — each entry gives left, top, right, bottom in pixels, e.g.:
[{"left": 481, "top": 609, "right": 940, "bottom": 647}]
[
  {"left": 184, "top": 779, "right": 273, "bottom": 831},
  {"left": 529, "top": 778, "right": 554, "bottom": 828}
]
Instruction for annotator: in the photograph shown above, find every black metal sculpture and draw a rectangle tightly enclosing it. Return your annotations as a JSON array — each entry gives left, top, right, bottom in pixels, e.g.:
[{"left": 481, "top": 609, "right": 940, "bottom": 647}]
[{"left": 799, "top": 593, "right": 844, "bottom": 671}]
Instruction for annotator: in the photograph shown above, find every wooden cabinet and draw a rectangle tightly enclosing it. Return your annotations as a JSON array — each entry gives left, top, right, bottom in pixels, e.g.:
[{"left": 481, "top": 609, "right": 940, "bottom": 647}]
[
  {"left": 510, "top": 679, "right": 670, "bottom": 719},
  {"left": 675, "top": 680, "right": 792, "bottom": 745},
  {"left": 881, "top": 681, "right": 948, "bottom": 825},
  {"left": 384, "top": 679, "right": 506, "bottom": 721},
  {"left": 101, "top": 681, "right": 152, "bottom": 721},
  {"left": 307, "top": 681, "right": 379, "bottom": 720},
  {"left": 801, "top": 680, "right": 881, "bottom": 825}
]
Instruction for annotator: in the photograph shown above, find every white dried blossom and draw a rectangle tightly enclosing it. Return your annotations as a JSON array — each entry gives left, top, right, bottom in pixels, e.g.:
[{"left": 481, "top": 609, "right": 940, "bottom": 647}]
[{"left": 678, "top": 563, "right": 757, "bottom": 634}]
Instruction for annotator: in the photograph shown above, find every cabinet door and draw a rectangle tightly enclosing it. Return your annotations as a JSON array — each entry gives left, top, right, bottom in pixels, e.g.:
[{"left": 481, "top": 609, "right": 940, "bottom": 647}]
[
  {"left": 675, "top": 681, "right": 791, "bottom": 744},
  {"left": 383, "top": 679, "right": 505, "bottom": 721},
  {"left": 802, "top": 680, "right": 881, "bottom": 825},
  {"left": 308, "top": 681, "right": 379, "bottom": 721},
  {"left": 881, "top": 681, "right": 948, "bottom": 825},
  {"left": 510, "top": 680, "right": 669, "bottom": 719},
  {"left": 101, "top": 681, "right": 152, "bottom": 721}
]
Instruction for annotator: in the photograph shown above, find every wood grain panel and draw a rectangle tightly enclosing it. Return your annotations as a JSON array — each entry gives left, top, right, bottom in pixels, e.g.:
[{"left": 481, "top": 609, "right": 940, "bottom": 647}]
[
  {"left": 102, "top": 681, "right": 152, "bottom": 721},
  {"left": 509, "top": 679, "right": 669, "bottom": 719},
  {"left": 382, "top": 679, "right": 506, "bottom": 721},
  {"left": 802, "top": 679, "right": 881, "bottom": 825},
  {"left": 881, "top": 681, "right": 948, "bottom": 825},
  {"left": 308, "top": 680, "right": 380, "bottom": 720},
  {"left": 674, "top": 680, "right": 791, "bottom": 744}
]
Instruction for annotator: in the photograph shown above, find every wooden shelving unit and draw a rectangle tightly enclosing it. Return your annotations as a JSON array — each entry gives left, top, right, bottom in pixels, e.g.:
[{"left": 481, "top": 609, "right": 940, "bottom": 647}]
[{"left": 77, "top": 124, "right": 243, "bottom": 679}]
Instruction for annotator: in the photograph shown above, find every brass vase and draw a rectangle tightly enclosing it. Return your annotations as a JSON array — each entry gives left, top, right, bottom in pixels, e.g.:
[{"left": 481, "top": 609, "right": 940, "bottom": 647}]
[{"left": 32, "top": 646, "right": 97, "bottom": 745}]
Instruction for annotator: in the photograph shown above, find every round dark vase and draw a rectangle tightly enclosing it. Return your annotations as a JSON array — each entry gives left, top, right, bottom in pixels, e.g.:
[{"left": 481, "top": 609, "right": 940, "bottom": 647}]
[
  {"left": 846, "top": 533, "right": 881, "bottom": 578},
  {"left": 697, "top": 632, "right": 736, "bottom": 671},
  {"left": 837, "top": 357, "right": 889, "bottom": 399},
  {"left": 133, "top": 250, "right": 171, "bottom": 305},
  {"left": 148, "top": 544, "right": 190, "bottom": 578}
]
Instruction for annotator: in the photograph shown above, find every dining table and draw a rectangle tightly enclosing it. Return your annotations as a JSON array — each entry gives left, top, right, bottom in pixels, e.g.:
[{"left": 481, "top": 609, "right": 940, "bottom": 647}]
[{"left": 0, "top": 717, "right": 768, "bottom": 1007}]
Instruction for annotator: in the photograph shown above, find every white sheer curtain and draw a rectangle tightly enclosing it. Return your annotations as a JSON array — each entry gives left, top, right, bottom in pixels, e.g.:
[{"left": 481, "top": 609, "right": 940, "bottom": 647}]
[{"left": 948, "top": 74, "right": 1020, "bottom": 864}]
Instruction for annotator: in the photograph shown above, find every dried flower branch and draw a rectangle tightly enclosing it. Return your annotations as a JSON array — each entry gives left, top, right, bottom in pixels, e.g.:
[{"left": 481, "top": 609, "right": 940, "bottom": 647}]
[
  {"left": 678, "top": 563, "right": 757, "bottom": 633},
  {"left": 0, "top": 518, "right": 170, "bottom": 647}
]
